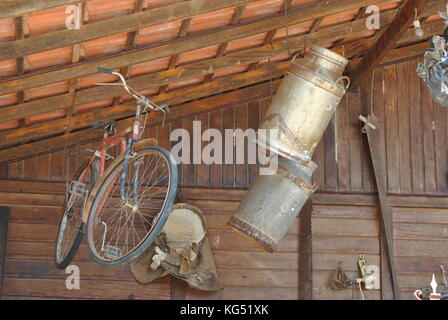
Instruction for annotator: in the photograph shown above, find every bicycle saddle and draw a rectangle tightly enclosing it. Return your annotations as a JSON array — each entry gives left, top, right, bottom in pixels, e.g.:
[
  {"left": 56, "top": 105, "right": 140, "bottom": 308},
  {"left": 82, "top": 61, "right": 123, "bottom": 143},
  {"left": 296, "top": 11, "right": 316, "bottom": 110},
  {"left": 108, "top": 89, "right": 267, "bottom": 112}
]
[{"left": 92, "top": 120, "right": 116, "bottom": 130}]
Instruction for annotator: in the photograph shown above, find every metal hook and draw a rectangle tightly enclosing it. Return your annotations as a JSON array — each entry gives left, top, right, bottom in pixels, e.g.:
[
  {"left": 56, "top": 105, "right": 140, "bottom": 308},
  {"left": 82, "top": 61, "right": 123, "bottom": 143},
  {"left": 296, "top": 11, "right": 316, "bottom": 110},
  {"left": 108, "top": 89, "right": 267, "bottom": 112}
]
[{"left": 291, "top": 53, "right": 303, "bottom": 64}]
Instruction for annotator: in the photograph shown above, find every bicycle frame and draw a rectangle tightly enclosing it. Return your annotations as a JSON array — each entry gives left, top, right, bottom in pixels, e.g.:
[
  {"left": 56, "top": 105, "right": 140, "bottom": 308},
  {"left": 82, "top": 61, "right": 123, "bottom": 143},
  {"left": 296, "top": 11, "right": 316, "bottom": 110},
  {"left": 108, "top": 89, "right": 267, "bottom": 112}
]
[
  {"left": 76, "top": 67, "right": 168, "bottom": 223},
  {"left": 77, "top": 126, "right": 131, "bottom": 223},
  {"left": 120, "top": 102, "right": 143, "bottom": 203}
]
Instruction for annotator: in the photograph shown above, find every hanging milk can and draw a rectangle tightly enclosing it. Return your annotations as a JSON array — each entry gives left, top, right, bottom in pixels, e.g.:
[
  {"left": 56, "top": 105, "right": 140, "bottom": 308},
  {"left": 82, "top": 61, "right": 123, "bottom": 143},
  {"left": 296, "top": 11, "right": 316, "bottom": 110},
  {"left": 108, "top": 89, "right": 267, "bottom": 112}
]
[
  {"left": 228, "top": 156, "right": 316, "bottom": 251},
  {"left": 257, "top": 44, "right": 350, "bottom": 164},
  {"left": 228, "top": 45, "right": 350, "bottom": 252}
]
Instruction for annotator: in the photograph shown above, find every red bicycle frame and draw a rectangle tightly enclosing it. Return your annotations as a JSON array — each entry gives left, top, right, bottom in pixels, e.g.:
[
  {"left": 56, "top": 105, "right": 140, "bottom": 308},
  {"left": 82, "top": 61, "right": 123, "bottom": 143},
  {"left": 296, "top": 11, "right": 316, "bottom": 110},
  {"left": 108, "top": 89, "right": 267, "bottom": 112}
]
[{"left": 78, "top": 126, "right": 131, "bottom": 182}]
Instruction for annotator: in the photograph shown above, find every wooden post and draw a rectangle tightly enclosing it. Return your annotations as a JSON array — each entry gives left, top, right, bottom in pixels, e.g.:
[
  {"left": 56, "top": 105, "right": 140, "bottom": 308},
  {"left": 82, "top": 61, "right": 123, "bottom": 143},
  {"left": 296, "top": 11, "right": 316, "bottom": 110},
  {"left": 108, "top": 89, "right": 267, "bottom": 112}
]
[
  {"left": 0, "top": 207, "right": 9, "bottom": 298},
  {"left": 299, "top": 200, "right": 313, "bottom": 300},
  {"left": 361, "top": 114, "right": 401, "bottom": 300},
  {"left": 348, "top": 0, "right": 426, "bottom": 89}
]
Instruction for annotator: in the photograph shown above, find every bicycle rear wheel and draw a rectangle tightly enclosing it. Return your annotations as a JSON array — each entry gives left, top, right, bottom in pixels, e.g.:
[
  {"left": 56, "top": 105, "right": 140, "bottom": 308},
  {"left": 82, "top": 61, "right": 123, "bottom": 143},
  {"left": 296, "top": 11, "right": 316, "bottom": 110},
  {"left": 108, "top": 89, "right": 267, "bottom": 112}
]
[
  {"left": 86, "top": 146, "right": 178, "bottom": 266},
  {"left": 55, "top": 159, "right": 99, "bottom": 269}
]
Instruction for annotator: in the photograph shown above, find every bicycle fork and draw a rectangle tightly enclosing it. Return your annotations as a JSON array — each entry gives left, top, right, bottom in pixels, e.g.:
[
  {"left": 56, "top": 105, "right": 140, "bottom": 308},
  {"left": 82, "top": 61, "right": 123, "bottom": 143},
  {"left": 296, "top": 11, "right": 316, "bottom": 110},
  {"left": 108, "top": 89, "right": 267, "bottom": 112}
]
[{"left": 120, "top": 138, "right": 141, "bottom": 206}]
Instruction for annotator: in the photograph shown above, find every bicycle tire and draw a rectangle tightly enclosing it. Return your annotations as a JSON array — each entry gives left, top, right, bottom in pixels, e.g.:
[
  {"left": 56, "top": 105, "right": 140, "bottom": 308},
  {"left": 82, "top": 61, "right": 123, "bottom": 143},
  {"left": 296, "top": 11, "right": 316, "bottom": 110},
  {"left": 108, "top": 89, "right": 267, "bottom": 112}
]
[
  {"left": 55, "top": 159, "right": 99, "bottom": 269},
  {"left": 85, "top": 146, "right": 178, "bottom": 266}
]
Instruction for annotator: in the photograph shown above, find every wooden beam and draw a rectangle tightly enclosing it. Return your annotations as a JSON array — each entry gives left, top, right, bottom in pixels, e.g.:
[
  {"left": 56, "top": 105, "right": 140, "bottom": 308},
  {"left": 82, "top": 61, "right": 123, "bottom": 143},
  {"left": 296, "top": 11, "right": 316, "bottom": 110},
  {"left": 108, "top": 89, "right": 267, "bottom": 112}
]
[
  {"left": 14, "top": 15, "right": 27, "bottom": 129},
  {"left": 0, "top": 4, "right": 415, "bottom": 122},
  {"left": 1, "top": 180, "right": 448, "bottom": 207},
  {"left": 0, "top": 5, "right": 445, "bottom": 126},
  {"left": 113, "top": 0, "right": 147, "bottom": 105},
  {"left": 348, "top": 0, "right": 426, "bottom": 89},
  {"left": 0, "top": 207, "right": 9, "bottom": 298},
  {"left": 0, "top": 0, "right": 388, "bottom": 94},
  {"left": 263, "top": 0, "right": 294, "bottom": 46},
  {"left": 0, "top": 0, "right": 258, "bottom": 61},
  {"left": 331, "top": 6, "right": 367, "bottom": 49},
  {"left": 362, "top": 114, "right": 401, "bottom": 300},
  {"left": 159, "top": 0, "right": 194, "bottom": 94},
  {"left": 298, "top": 200, "right": 313, "bottom": 300},
  {"left": 246, "top": 0, "right": 294, "bottom": 71},
  {"left": 0, "top": 74, "right": 283, "bottom": 164},
  {"left": 2, "top": 33, "right": 432, "bottom": 164},
  {"left": 203, "top": 4, "right": 246, "bottom": 82},
  {"left": 65, "top": 2, "right": 86, "bottom": 136},
  {"left": 2, "top": 0, "right": 444, "bottom": 126},
  {"left": 0, "top": 0, "right": 88, "bottom": 19},
  {"left": 344, "top": 18, "right": 445, "bottom": 60},
  {"left": 309, "top": 16, "right": 324, "bottom": 33},
  {"left": 0, "top": 67, "right": 289, "bottom": 146}
]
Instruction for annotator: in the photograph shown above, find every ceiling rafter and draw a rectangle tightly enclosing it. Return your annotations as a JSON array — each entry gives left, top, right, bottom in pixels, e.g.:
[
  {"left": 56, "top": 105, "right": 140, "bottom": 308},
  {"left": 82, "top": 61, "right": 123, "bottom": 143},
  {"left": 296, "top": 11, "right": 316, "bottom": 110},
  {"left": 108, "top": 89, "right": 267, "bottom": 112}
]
[
  {"left": 344, "top": 16, "right": 445, "bottom": 60},
  {"left": 14, "top": 15, "right": 27, "bottom": 129},
  {"left": 63, "top": 1, "right": 88, "bottom": 137},
  {"left": 262, "top": 0, "right": 294, "bottom": 48},
  {"left": 332, "top": 6, "right": 368, "bottom": 50},
  {"left": 0, "top": 71, "right": 285, "bottom": 165},
  {"left": 0, "top": 0, "right": 444, "bottom": 165},
  {"left": 0, "top": 0, "right": 88, "bottom": 19},
  {"left": 0, "top": 0, "right": 393, "bottom": 96},
  {"left": 158, "top": 0, "right": 194, "bottom": 94},
  {"left": 0, "top": 0, "right": 259, "bottom": 61},
  {"left": 0, "top": 34, "right": 438, "bottom": 165},
  {"left": 0, "top": 0, "right": 444, "bottom": 125},
  {"left": 246, "top": 0, "right": 294, "bottom": 72},
  {"left": 0, "top": 61, "right": 287, "bottom": 150},
  {"left": 203, "top": 4, "right": 247, "bottom": 83},
  {"left": 0, "top": 13, "right": 443, "bottom": 150},
  {"left": 113, "top": 0, "right": 147, "bottom": 105},
  {"left": 348, "top": 0, "right": 427, "bottom": 89}
]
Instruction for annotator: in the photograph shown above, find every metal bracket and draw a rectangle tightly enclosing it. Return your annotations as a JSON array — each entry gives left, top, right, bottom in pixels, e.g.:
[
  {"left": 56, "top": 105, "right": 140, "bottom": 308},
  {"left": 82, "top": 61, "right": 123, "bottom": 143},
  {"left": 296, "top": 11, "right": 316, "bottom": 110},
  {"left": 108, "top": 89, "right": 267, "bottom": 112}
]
[
  {"left": 357, "top": 254, "right": 379, "bottom": 290},
  {"left": 359, "top": 115, "right": 377, "bottom": 133}
]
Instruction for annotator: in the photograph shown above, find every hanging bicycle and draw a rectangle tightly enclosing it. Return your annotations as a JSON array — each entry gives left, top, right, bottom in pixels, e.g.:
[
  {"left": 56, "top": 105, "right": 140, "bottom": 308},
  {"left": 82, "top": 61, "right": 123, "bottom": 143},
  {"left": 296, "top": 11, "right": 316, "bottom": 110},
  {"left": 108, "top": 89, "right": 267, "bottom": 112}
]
[{"left": 55, "top": 67, "right": 178, "bottom": 268}]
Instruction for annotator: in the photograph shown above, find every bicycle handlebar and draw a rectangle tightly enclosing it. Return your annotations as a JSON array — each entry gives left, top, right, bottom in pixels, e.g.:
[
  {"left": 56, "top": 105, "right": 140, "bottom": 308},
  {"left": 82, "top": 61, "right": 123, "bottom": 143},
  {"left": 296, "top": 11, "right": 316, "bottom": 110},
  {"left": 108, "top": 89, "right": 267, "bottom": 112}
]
[{"left": 97, "top": 67, "right": 171, "bottom": 118}]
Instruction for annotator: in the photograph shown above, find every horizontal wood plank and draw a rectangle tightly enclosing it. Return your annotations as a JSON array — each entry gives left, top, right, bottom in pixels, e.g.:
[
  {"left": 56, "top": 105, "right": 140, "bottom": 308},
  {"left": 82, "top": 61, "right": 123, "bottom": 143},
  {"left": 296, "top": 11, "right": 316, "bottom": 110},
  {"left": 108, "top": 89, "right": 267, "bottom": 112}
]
[
  {"left": 0, "top": 0, "right": 387, "bottom": 62},
  {"left": 0, "top": 0, "right": 87, "bottom": 19},
  {"left": 2, "top": 278, "right": 170, "bottom": 300},
  {"left": 186, "top": 286, "right": 299, "bottom": 300}
]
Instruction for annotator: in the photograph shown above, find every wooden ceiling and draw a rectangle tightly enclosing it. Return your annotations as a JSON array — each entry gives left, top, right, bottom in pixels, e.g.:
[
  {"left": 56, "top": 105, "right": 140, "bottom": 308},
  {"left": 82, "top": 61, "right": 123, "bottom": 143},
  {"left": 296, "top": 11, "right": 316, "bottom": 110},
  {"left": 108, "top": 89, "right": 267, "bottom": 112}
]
[{"left": 0, "top": 0, "right": 445, "bottom": 165}]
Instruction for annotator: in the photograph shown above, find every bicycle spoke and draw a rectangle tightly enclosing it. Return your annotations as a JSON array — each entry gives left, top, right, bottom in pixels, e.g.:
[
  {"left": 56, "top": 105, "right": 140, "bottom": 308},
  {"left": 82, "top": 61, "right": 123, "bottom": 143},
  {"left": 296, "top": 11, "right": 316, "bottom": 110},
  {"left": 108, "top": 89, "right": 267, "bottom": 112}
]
[{"left": 88, "top": 149, "right": 175, "bottom": 264}]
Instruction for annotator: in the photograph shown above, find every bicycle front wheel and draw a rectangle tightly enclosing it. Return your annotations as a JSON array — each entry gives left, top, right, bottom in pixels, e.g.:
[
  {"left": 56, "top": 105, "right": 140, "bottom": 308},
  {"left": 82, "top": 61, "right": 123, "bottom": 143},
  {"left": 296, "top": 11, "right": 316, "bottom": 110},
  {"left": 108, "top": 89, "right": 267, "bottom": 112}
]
[{"left": 86, "top": 146, "right": 178, "bottom": 266}]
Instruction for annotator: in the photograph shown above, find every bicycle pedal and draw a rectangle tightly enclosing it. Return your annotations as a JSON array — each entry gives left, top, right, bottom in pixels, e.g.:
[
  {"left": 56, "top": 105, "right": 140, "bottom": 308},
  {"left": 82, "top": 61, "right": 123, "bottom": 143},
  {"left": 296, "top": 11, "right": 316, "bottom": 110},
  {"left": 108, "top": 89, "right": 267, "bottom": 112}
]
[
  {"left": 104, "top": 245, "right": 122, "bottom": 259},
  {"left": 68, "top": 180, "right": 89, "bottom": 197}
]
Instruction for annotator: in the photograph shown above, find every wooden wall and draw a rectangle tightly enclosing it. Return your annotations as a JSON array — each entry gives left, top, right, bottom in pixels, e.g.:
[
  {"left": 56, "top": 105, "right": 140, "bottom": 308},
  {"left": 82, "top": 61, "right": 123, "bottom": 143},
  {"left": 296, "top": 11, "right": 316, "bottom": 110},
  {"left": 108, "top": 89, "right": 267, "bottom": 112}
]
[
  {"left": 312, "top": 195, "right": 448, "bottom": 300},
  {"left": 1, "top": 180, "right": 447, "bottom": 300},
  {"left": 0, "top": 57, "right": 448, "bottom": 300},
  {"left": 0, "top": 181, "right": 299, "bottom": 300}
]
